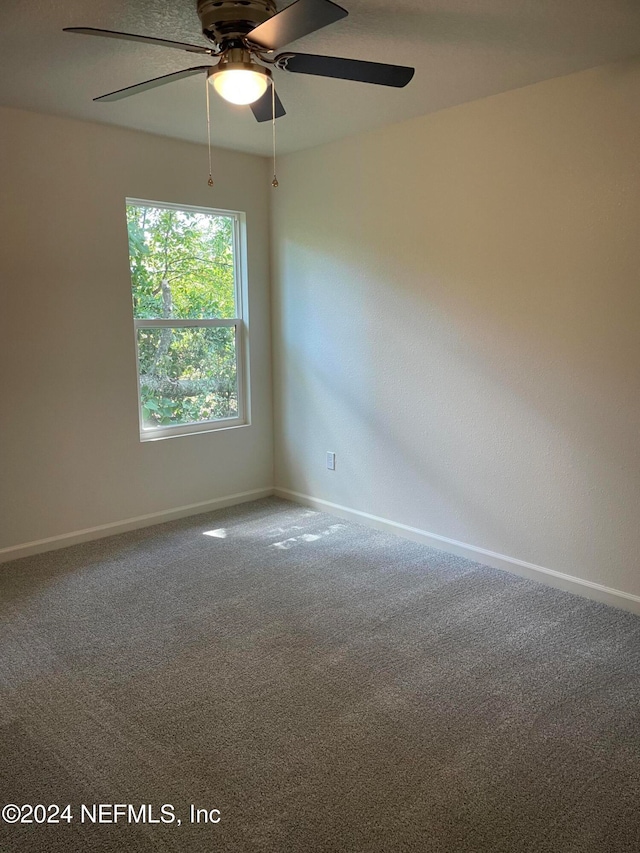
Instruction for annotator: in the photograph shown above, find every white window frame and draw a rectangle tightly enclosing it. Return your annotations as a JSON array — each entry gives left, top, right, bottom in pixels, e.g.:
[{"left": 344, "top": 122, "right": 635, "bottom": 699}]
[{"left": 127, "top": 198, "right": 250, "bottom": 442}]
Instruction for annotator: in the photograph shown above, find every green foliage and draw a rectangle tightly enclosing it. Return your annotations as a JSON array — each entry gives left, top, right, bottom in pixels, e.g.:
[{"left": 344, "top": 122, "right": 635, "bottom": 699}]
[
  {"left": 137, "top": 328, "right": 238, "bottom": 428},
  {"left": 127, "top": 205, "right": 235, "bottom": 320},
  {"left": 140, "top": 390, "right": 176, "bottom": 426},
  {"left": 127, "top": 204, "right": 239, "bottom": 429}
]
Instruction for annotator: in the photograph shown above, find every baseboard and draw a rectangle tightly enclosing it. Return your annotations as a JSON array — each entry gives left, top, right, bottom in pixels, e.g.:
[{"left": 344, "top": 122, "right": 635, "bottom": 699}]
[
  {"left": 275, "top": 487, "right": 640, "bottom": 616},
  {"left": 0, "top": 487, "right": 274, "bottom": 564}
]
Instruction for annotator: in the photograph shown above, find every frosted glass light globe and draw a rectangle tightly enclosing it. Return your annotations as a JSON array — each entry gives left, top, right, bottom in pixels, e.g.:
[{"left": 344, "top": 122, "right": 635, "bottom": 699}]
[{"left": 212, "top": 68, "right": 269, "bottom": 105}]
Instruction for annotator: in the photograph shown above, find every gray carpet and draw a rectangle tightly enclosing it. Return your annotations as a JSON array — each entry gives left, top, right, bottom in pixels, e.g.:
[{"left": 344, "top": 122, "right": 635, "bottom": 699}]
[{"left": 1, "top": 497, "right": 639, "bottom": 852}]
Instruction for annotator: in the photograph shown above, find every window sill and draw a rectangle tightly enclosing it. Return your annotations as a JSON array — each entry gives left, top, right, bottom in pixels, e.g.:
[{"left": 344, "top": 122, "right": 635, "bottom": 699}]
[{"left": 140, "top": 418, "right": 248, "bottom": 442}]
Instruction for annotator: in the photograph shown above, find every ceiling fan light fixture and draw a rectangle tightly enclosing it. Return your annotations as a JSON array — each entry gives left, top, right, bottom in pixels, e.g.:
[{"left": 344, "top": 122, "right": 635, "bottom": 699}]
[{"left": 210, "top": 62, "right": 270, "bottom": 105}]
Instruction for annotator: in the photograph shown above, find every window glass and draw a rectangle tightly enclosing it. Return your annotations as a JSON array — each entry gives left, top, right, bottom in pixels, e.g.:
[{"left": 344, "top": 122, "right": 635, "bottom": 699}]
[{"left": 126, "top": 200, "right": 246, "bottom": 439}]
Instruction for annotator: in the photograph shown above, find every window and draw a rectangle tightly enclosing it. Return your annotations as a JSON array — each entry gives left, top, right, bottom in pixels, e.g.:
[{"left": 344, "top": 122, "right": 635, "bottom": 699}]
[{"left": 126, "top": 199, "right": 248, "bottom": 440}]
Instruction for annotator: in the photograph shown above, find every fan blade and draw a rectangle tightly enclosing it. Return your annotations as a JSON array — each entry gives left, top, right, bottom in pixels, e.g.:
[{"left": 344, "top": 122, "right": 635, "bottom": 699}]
[
  {"left": 277, "top": 52, "right": 414, "bottom": 87},
  {"left": 63, "top": 27, "right": 213, "bottom": 55},
  {"left": 250, "top": 87, "right": 286, "bottom": 122},
  {"left": 94, "top": 66, "right": 211, "bottom": 102},
  {"left": 248, "top": 0, "right": 347, "bottom": 52}
]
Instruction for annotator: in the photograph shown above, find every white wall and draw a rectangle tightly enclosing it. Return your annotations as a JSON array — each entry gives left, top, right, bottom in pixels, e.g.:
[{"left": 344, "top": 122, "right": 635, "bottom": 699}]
[
  {"left": 0, "top": 107, "right": 273, "bottom": 553},
  {"left": 271, "top": 62, "right": 640, "bottom": 600}
]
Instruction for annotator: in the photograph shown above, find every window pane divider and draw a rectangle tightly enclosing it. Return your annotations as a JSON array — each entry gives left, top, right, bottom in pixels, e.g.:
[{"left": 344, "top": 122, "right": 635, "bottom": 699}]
[{"left": 134, "top": 318, "right": 238, "bottom": 329}]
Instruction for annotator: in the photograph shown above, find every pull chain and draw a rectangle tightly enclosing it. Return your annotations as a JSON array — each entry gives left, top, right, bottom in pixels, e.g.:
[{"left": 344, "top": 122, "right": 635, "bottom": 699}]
[
  {"left": 271, "top": 80, "right": 279, "bottom": 188},
  {"left": 206, "top": 76, "right": 214, "bottom": 187}
]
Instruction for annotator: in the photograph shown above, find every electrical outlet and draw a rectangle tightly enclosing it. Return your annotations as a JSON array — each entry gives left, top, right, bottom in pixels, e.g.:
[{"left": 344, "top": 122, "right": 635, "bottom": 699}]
[{"left": 326, "top": 451, "right": 336, "bottom": 471}]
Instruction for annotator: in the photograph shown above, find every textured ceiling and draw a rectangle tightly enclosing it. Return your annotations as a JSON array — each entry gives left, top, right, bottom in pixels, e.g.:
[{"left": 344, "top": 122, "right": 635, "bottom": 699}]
[{"left": 1, "top": 0, "right": 640, "bottom": 156}]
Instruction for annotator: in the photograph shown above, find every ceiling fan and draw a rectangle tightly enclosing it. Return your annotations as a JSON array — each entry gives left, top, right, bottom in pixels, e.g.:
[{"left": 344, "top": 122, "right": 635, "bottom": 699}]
[{"left": 64, "top": 0, "right": 415, "bottom": 122}]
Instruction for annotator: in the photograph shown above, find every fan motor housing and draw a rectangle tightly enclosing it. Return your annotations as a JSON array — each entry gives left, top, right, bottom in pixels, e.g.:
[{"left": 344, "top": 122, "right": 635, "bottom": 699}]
[{"left": 197, "top": 0, "right": 277, "bottom": 46}]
